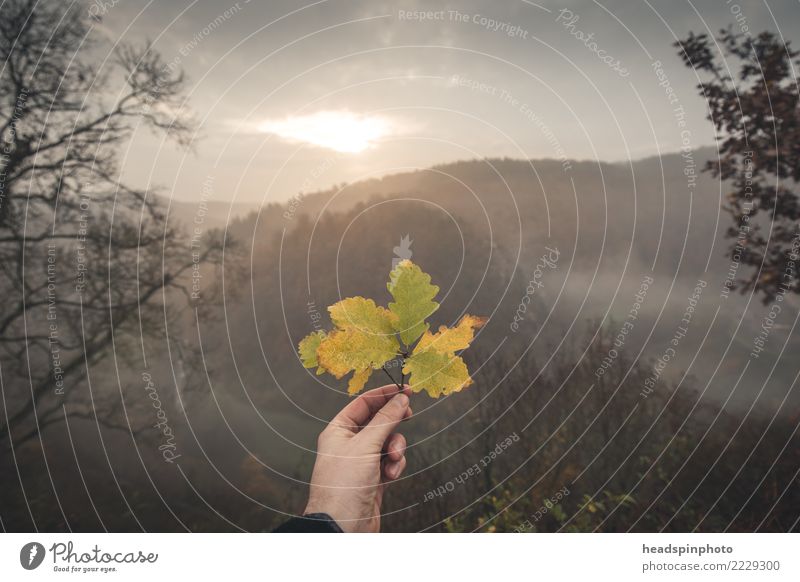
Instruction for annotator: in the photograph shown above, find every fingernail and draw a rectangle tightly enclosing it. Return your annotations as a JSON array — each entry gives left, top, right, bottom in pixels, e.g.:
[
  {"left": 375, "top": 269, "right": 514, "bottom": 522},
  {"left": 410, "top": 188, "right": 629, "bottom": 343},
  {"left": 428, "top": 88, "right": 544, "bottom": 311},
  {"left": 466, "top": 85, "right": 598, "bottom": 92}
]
[{"left": 395, "top": 394, "right": 409, "bottom": 408}]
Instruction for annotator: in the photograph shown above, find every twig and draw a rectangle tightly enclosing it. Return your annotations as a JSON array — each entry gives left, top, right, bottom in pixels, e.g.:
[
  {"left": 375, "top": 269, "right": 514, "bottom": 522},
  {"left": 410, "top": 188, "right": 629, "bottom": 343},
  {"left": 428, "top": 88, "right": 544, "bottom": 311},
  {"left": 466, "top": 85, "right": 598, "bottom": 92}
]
[
  {"left": 382, "top": 365, "right": 401, "bottom": 389},
  {"left": 399, "top": 350, "right": 409, "bottom": 391}
]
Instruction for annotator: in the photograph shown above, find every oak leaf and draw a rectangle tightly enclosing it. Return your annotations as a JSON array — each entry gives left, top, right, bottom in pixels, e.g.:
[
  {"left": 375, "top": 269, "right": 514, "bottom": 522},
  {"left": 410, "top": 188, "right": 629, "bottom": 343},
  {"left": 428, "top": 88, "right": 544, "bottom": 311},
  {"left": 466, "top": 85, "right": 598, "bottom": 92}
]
[
  {"left": 387, "top": 259, "right": 439, "bottom": 345},
  {"left": 298, "top": 261, "right": 484, "bottom": 398}
]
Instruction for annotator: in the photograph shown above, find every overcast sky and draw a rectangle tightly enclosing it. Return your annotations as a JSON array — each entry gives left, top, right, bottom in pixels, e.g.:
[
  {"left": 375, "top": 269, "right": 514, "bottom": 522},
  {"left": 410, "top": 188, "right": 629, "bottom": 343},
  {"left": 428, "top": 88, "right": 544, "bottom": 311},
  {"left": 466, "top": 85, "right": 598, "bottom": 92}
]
[{"left": 90, "top": 0, "right": 800, "bottom": 204}]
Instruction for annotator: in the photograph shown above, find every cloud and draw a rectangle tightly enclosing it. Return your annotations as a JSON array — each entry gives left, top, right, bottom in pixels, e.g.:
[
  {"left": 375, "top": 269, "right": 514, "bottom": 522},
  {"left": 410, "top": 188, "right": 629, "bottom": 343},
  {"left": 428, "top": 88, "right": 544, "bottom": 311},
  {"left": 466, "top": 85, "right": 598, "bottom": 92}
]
[{"left": 258, "top": 111, "right": 395, "bottom": 153}]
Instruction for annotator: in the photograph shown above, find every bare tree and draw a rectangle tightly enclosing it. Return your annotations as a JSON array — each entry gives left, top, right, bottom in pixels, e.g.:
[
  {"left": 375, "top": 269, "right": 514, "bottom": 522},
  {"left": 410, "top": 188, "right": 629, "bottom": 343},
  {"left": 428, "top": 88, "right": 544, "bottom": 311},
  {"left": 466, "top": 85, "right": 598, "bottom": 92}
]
[{"left": 0, "top": 0, "right": 226, "bottom": 449}]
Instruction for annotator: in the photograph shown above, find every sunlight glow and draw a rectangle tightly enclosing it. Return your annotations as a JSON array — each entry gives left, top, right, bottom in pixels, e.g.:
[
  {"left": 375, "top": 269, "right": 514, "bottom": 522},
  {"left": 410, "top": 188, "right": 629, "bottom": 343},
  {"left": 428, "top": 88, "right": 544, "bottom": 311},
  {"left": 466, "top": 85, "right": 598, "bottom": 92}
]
[{"left": 259, "top": 111, "right": 391, "bottom": 153}]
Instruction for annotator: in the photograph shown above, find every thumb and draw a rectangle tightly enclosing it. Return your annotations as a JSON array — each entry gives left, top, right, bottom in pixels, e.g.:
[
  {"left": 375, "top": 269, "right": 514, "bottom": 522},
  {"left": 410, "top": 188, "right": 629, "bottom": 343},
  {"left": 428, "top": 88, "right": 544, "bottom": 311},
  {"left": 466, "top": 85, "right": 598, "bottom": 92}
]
[{"left": 358, "top": 393, "right": 409, "bottom": 448}]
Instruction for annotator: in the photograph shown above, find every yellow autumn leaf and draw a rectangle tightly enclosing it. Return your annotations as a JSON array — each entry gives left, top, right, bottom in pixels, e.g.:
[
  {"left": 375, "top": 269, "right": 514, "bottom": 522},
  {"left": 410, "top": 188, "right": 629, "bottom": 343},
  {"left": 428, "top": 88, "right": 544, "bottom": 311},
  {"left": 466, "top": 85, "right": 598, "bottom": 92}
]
[
  {"left": 403, "top": 350, "right": 472, "bottom": 398},
  {"left": 404, "top": 314, "right": 484, "bottom": 397},
  {"left": 316, "top": 328, "right": 399, "bottom": 379},
  {"left": 348, "top": 368, "right": 372, "bottom": 395},
  {"left": 415, "top": 315, "right": 486, "bottom": 355},
  {"left": 297, "top": 260, "right": 483, "bottom": 398},
  {"left": 328, "top": 296, "right": 397, "bottom": 335},
  {"left": 300, "top": 297, "right": 400, "bottom": 391}
]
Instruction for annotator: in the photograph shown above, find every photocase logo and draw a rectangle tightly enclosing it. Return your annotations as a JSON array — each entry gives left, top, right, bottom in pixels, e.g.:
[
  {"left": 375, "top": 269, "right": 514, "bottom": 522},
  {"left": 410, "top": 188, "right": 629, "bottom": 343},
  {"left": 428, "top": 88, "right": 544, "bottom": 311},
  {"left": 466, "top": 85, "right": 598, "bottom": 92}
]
[
  {"left": 389, "top": 234, "right": 414, "bottom": 289},
  {"left": 392, "top": 234, "right": 413, "bottom": 269},
  {"left": 20, "top": 542, "right": 45, "bottom": 570}
]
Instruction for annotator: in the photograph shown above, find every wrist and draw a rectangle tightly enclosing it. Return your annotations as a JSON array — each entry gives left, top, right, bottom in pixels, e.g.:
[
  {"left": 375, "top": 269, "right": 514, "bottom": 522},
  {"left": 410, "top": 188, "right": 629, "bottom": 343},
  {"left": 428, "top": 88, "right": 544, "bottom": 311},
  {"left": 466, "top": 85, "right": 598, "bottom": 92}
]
[
  {"left": 302, "top": 512, "right": 344, "bottom": 532},
  {"left": 273, "top": 512, "right": 342, "bottom": 533},
  {"left": 305, "top": 496, "right": 351, "bottom": 532}
]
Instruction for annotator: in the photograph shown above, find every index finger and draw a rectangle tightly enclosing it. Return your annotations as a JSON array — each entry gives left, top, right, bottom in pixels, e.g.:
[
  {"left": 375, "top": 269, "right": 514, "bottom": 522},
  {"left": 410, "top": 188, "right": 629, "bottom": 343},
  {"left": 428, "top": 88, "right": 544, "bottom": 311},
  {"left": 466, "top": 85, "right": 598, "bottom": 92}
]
[{"left": 330, "top": 384, "right": 411, "bottom": 433}]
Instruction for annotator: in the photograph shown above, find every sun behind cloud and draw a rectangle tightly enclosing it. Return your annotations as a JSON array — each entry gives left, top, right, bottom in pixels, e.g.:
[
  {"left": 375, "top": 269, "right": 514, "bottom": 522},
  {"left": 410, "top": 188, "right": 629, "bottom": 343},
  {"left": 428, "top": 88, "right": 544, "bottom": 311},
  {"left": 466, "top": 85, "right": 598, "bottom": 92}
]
[{"left": 259, "top": 111, "right": 393, "bottom": 153}]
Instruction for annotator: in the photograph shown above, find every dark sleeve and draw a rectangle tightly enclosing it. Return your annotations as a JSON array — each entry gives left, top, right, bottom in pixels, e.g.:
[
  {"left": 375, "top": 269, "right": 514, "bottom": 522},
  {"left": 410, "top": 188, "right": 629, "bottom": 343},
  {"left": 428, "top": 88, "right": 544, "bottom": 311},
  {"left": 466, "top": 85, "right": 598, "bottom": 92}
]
[{"left": 273, "top": 513, "right": 343, "bottom": 533}]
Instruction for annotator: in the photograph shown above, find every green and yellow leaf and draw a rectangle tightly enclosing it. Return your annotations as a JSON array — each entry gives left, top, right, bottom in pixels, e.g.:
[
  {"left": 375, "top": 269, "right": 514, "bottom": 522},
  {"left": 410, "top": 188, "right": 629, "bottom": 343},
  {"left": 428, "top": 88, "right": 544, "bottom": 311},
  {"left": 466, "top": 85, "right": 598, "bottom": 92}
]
[
  {"left": 348, "top": 368, "right": 372, "bottom": 395},
  {"left": 328, "top": 296, "right": 397, "bottom": 335},
  {"left": 387, "top": 259, "right": 440, "bottom": 345},
  {"left": 316, "top": 328, "right": 399, "bottom": 379},
  {"left": 415, "top": 314, "right": 486, "bottom": 355},
  {"left": 297, "top": 261, "right": 483, "bottom": 398},
  {"left": 403, "top": 313, "right": 484, "bottom": 397},
  {"left": 298, "top": 330, "right": 326, "bottom": 374},
  {"left": 403, "top": 349, "right": 472, "bottom": 398}
]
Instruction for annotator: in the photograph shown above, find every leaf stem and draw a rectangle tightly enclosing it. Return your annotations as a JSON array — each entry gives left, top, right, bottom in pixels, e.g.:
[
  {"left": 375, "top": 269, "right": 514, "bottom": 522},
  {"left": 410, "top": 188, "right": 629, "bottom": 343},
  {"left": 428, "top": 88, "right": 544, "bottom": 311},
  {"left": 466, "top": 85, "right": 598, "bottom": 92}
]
[
  {"left": 398, "top": 346, "right": 409, "bottom": 391},
  {"left": 381, "top": 365, "right": 401, "bottom": 390}
]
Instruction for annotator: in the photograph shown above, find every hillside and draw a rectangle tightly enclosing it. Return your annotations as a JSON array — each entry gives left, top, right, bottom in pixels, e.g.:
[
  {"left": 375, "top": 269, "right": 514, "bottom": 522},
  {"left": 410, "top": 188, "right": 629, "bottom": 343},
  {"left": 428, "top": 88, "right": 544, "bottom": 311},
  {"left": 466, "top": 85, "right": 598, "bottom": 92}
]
[{"left": 211, "top": 148, "right": 797, "bottom": 415}]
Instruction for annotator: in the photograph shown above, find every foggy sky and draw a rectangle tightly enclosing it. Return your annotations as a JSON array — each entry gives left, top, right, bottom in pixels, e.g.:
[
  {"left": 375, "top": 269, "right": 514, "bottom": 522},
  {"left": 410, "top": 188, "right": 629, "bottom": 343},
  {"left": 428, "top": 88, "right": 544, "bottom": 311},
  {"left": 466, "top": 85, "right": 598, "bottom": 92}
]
[{"left": 88, "top": 0, "right": 800, "bottom": 205}]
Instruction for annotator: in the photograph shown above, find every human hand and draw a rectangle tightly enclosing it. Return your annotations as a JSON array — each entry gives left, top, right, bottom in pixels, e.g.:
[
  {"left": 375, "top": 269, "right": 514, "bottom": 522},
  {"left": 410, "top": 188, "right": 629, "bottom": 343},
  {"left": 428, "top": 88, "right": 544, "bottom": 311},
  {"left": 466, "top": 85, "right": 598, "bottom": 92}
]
[{"left": 304, "top": 384, "right": 412, "bottom": 532}]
